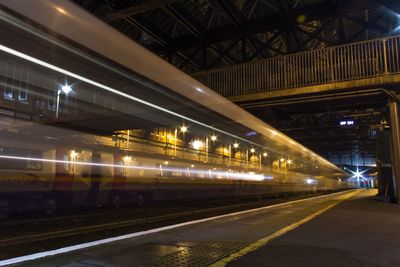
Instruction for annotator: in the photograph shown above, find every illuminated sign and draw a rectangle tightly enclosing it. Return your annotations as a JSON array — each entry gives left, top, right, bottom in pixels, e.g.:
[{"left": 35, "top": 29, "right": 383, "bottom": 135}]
[{"left": 339, "top": 120, "right": 354, "bottom": 126}]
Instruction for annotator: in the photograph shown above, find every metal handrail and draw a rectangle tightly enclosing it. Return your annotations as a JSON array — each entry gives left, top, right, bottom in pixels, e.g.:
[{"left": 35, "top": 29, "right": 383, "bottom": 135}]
[{"left": 192, "top": 36, "right": 400, "bottom": 97}]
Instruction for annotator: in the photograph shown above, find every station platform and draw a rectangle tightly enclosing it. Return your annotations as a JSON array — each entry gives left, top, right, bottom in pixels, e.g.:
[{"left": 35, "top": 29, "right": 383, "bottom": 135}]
[{"left": 4, "top": 189, "right": 400, "bottom": 267}]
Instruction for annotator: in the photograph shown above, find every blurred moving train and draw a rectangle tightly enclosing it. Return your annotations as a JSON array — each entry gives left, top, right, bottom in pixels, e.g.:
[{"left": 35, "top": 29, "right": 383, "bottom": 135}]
[{"left": 0, "top": 0, "right": 348, "bottom": 214}]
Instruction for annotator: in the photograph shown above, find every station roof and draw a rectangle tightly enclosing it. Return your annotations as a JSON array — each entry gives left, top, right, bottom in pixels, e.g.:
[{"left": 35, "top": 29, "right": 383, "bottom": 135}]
[
  {"left": 74, "top": 0, "right": 397, "bottom": 166},
  {"left": 75, "top": 0, "right": 399, "bottom": 73}
]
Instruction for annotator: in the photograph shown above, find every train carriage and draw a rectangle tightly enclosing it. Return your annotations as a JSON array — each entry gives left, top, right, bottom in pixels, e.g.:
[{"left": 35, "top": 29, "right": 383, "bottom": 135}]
[{"left": 0, "top": 0, "right": 348, "bottom": 214}]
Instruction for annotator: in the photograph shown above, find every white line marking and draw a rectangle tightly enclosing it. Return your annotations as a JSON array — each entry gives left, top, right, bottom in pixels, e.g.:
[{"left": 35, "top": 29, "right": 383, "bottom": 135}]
[{"left": 0, "top": 189, "right": 355, "bottom": 266}]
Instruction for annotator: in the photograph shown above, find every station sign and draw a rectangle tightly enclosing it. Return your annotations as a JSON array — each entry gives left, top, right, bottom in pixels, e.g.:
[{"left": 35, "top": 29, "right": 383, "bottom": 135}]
[
  {"left": 339, "top": 119, "right": 354, "bottom": 126},
  {"left": 368, "top": 128, "right": 379, "bottom": 139}
]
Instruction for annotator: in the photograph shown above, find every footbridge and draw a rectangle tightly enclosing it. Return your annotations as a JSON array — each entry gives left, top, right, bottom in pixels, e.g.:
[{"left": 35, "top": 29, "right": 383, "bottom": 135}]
[
  {"left": 193, "top": 36, "right": 400, "bottom": 104},
  {"left": 193, "top": 35, "right": 400, "bottom": 203}
]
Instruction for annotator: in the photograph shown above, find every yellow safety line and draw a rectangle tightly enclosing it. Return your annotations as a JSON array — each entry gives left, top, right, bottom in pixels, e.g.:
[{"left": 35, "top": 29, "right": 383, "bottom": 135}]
[{"left": 209, "top": 189, "right": 361, "bottom": 267}]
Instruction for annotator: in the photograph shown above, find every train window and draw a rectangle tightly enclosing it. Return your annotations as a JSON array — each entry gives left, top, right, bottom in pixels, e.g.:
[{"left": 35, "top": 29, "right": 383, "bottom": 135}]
[
  {"left": 116, "top": 160, "right": 125, "bottom": 176},
  {"left": 63, "top": 154, "right": 70, "bottom": 171},
  {"left": 47, "top": 76, "right": 57, "bottom": 111},
  {"left": 18, "top": 66, "right": 29, "bottom": 102},
  {"left": 0, "top": 147, "right": 42, "bottom": 170},
  {"left": 3, "top": 61, "right": 15, "bottom": 100}
]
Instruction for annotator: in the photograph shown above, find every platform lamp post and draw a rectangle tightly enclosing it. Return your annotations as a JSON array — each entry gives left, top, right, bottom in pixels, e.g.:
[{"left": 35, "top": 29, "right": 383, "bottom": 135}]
[
  {"left": 246, "top": 149, "right": 249, "bottom": 167},
  {"left": 233, "top": 142, "right": 239, "bottom": 166},
  {"left": 228, "top": 145, "right": 232, "bottom": 166},
  {"left": 56, "top": 83, "right": 72, "bottom": 119},
  {"left": 205, "top": 137, "right": 209, "bottom": 162},
  {"left": 180, "top": 125, "right": 187, "bottom": 158},
  {"left": 174, "top": 128, "right": 177, "bottom": 157},
  {"left": 208, "top": 134, "right": 217, "bottom": 163},
  {"left": 249, "top": 148, "right": 255, "bottom": 168}
]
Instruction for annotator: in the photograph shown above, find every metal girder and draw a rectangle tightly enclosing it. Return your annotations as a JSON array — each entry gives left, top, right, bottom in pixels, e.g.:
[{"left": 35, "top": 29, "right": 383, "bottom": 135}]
[
  {"left": 147, "top": 0, "right": 378, "bottom": 54},
  {"left": 123, "top": 15, "right": 202, "bottom": 70},
  {"left": 345, "top": 14, "right": 387, "bottom": 34},
  {"left": 178, "top": 46, "right": 202, "bottom": 69},
  {"left": 102, "top": 0, "right": 179, "bottom": 22},
  {"left": 295, "top": 26, "right": 336, "bottom": 46},
  {"left": 206, "top": 0, "right": 259, "bottom": 61},
  {"left": 163, "top": 4, "right": 236, "bottom": 66},
  {"left": 208, "top": 40, "right": 238, "bottom": 68},
  {"left": 295, "top": 22, "right": 331, "bottom": 51},
  {"left": 207, "top": 0, "right": 244, "bottom": 28},
  {"left": 374, "top": 0, "right": 400, "bottom": 14},
  {"left": 248, "top": 30, "right": 284, "bottom": 60},
  {"left": 347, "top": 9, "right": 387, "bottom": 42}
]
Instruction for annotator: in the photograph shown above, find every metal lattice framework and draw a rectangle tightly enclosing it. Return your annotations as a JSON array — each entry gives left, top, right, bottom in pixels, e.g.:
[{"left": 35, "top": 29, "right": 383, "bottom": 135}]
[
  {"left": 75, "top": 0, "right": 400, "bottom": 74},
  {"left": 74, "top": 0, "right": 400, "bottom": 167}
]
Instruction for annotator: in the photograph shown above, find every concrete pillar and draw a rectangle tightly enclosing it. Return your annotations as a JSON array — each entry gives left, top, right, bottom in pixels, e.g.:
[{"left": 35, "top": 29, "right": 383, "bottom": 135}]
[{"left": 389, "top": 100, "right": 400, "bottom": 203}]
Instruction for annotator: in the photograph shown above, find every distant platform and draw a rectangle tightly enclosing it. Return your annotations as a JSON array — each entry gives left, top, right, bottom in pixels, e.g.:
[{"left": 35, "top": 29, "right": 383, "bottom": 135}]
[{"left": 4, "top": 189, "right": 400, "bottom": 267}]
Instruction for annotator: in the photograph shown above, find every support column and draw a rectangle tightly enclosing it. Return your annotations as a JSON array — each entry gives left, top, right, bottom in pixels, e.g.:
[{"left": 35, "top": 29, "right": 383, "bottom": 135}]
[{"left": 389, "top": 100, "right": 400, "bottom": 203}]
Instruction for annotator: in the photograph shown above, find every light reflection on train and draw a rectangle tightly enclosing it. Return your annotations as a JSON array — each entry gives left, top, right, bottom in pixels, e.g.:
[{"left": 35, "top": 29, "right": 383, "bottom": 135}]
[{"left": 0, "top": 128, "right": 342, "bottom": 214}]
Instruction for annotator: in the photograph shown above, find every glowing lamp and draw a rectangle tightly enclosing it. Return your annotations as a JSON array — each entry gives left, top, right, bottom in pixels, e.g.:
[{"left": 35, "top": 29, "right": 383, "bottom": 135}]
[{"left": 180, "top": 125, "right": 187, "bottom": 133}]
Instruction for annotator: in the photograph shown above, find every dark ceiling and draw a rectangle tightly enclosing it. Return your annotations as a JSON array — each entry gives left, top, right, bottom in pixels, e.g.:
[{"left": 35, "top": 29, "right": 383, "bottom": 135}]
[
  {"left": 74, "top": 0, "right": 400, "bottom": 74},
  {"left": 74, "top": 0, "right": 399, "bottom": 166}
]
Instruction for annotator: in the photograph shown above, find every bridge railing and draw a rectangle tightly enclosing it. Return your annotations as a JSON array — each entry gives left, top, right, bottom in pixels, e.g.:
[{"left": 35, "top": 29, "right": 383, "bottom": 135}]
[{"left": 192, "top": 36, "right": 400, "bottom": 97}]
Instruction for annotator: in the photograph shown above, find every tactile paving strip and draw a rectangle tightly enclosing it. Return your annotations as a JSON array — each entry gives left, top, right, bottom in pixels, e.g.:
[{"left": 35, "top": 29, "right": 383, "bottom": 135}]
[{"left": 142, "top": 241, "right": 247, "bottom": 267}]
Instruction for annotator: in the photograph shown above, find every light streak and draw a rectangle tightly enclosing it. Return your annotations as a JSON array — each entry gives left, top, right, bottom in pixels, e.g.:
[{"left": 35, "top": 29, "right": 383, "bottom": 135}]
[
  {"left": 0, "top": 155, "right": 269, "bottom": 181},
  {"left": 0, "top": 44, "right": 271, "bottom": 151},
  {"left": 0, "top": 11, "right": 343, "bottom": 173}
]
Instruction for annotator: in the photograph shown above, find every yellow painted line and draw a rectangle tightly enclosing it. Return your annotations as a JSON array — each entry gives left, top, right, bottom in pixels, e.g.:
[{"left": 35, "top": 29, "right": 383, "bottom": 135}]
[{"left": 210, "top": 189, "right": 361, "bottom": 267}]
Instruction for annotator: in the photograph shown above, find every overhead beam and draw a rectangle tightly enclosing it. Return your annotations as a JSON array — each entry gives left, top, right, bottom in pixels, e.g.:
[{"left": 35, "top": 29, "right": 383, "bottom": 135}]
[
  {"left": 102, "top": 0, "right": 179, "bottom": 22},
  {"left": 148, "top": 0, "right": 380, "bottom": 54},
  {"left": 207, "top": 0, "right": 244, "bottom": 28},
  {"left": 374, "top": 0, "right": 400, "bottom": 14},
  {"left": 248, "top": 30, "right": 284, "bottom": 60},
  {"left": 207, "top": 0, "right": 259, "bottom": 60},
  {"left": 123, "top": 16, "right": 202, "bottom": 70},
  {"left": 163, "top": 4, "right": 235, "bottom": 65},
  {"left": 347, "top": 9, "right": 386, "bottom": 42},
  {"left": 295, "top": 18, "right": 336, "bottom": 51},
  {"left": 295, "top": 27, "right": 336, "bottom": 46},
  {"left": 345, "top": 14, "right": 387, "bottom": 34}
]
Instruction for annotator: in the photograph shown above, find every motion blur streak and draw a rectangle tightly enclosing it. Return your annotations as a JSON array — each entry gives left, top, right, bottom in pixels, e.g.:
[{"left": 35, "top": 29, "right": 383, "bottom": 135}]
[
  {"left": 0, "top": 155, "right": 267, "bottom": 181},
  {"left": 0, "top": 44, "right": 269, "bottom": 150}
]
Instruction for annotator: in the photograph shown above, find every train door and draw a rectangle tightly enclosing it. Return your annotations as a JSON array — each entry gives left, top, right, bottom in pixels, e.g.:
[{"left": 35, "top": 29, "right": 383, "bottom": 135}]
[
  {"left": 86, "top": 152, "right": 113, "bottom": 207},
  {"left": 86, "top": 152, "right": 100, "bottom": 206},
  {"left": 53, "top": 148, "right": 76, "bottom": 208},
  {"left": 54, "top": 148, "right": 74, "bottom": 191},
  {"left": 70, "top": 150, "right": 92, "bottom": 206},
  {"left": 113, "top": 154, "right": 127, "bottom": 190},
  {"left": 110, "top": 154, "right": 128, "bottom": 206}
]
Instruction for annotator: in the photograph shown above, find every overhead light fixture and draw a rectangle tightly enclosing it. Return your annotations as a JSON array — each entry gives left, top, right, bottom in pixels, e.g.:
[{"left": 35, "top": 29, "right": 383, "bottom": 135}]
[
  {"left": 61, "top": 83, "right": 72, "bottom": 94},
  {"left": 192, "top": 140, "right": 204, "bottom": 150},
  {"left": 180, "top": 125, "right": 187, "bottom": 133}
]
